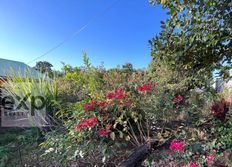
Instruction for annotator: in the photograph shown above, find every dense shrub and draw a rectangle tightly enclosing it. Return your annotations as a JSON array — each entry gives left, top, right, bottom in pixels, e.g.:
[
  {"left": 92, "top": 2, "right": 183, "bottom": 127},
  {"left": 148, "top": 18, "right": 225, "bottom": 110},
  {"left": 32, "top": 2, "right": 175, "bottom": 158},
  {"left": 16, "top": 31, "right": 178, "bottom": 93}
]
[{"left": 40, "top": 58, "right": 201, "bottom": 166}]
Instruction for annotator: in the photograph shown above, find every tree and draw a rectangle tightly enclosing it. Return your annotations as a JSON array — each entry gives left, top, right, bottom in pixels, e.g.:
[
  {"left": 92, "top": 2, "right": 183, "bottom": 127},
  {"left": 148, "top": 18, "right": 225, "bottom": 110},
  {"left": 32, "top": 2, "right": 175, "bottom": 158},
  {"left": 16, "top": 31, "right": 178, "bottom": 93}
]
[
  {"left": 35, "top": 61, "right": 53, "bottom": 74},
  {"left": 122, "top": 63, "right": 133, "bottom": 72},
  {"left": 148, "top": 0, "right": 232, "bottom": 89}
]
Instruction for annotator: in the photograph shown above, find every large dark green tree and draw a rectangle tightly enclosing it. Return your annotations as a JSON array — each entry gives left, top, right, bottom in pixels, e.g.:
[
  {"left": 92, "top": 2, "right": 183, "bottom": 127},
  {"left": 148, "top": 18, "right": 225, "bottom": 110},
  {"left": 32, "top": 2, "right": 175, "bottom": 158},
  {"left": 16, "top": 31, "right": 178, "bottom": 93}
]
[
  {"left": 148, "top": 0, "right": 232, "bottom": 90},
  {"left": 35, "top": 61, "right": 53, "bottom": 74}
]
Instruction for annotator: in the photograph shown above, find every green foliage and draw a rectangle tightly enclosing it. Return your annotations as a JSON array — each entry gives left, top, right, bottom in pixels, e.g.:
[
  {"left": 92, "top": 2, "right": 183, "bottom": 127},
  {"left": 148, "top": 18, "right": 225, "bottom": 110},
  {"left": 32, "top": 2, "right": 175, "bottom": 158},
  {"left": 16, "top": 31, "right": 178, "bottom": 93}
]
[
  {"left": 55, "top": 77, "right": 83, "bottom": 103},
  {"left": 83, "top": 51, "right": 91, "bottom": 68},
  {"left": 38, "top": 55, "right": 231, "bottom": 166},
  {"left": 61, "top": 53, "right": 105, "bottom": 97},
  {"left": 4, "top": 0, "right": 229, "bottom": 164},
  {"left": 35, "top": 61, "right": 53, "bottom": 75},
  {"left": 148, "top": 0, "right": 232, "bottom": 89},
  {"left": 41, "top": 57, "right": 201, "bottom": 166},
  {"left": 1, "top": 1, "right": 231, "bottom": 166},
  {"left": 0, "top": 129, "right": 44, "bottom": 167},
  {"left": 2, "top": 71, "right": 57, "bottom": 116},
  {"left": 213, "top": 104, "right": 232, "bottom": 150},
  {"left": 122, "top": 63, "right": 134, "bottom": 72}
]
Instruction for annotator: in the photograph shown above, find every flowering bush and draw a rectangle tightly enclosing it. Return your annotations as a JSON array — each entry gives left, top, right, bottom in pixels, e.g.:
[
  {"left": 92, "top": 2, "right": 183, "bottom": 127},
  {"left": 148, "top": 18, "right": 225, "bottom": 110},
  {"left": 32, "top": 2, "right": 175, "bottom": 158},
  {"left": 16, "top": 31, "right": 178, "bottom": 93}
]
[
  {"left": 39, "top": 59, "right": 231, "bottom": 166},
  {"left": 41, "top": 64, "right": 192, "bottom": 165}
]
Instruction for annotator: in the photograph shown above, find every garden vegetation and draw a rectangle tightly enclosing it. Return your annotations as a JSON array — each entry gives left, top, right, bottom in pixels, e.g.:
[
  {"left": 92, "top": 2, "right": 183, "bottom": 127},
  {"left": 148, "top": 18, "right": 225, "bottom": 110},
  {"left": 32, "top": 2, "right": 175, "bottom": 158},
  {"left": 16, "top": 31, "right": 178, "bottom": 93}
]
[{"left": 0, "top": 0, "right": 231, "bottom": 166}]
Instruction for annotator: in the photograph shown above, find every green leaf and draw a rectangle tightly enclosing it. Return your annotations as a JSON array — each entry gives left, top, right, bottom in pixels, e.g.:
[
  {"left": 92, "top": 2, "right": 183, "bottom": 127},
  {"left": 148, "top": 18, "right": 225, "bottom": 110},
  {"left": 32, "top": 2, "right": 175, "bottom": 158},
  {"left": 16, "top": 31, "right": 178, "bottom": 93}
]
[{"left": 161, "top": 0, "right": 167, "bottom": 5}]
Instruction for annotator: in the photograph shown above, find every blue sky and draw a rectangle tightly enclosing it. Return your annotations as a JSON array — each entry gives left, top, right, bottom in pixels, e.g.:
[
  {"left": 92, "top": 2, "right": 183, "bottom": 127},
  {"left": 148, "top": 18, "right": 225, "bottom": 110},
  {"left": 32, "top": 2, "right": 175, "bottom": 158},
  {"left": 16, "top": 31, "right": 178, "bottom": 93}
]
[{"left": 0, "top": 0, "right": 167, "bottom": 70}]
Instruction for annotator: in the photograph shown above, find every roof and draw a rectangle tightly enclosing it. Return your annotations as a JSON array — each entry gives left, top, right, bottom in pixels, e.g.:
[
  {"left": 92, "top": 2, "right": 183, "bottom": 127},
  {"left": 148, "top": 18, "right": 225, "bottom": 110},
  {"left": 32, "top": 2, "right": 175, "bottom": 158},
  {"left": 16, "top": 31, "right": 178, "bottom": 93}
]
[{"left": 0, "top": 58, "right": 40, "bottom": 79}]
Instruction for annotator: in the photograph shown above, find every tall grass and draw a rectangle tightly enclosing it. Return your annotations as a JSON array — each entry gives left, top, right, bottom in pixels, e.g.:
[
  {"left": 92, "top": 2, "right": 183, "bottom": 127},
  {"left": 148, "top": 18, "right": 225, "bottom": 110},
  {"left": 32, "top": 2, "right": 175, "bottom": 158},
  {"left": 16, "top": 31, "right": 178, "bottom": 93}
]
[{"left": 1, "top": 68, "right": 57, "bottom": 127}]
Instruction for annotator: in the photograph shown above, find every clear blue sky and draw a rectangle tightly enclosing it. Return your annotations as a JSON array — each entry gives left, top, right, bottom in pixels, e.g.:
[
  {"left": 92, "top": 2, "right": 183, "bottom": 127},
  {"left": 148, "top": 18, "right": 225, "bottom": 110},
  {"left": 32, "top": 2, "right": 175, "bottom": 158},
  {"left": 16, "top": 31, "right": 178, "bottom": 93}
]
[{"left": 0, "top": 0, "right": 167, "bottom": 70}]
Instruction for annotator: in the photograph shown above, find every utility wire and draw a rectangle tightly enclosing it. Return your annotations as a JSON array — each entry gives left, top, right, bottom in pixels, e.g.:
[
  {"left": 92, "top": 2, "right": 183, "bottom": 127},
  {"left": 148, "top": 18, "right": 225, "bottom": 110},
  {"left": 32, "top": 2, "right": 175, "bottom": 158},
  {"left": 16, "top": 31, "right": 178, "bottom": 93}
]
[{"left": 27, "top": 0, "right": 120, "bottom": 65}]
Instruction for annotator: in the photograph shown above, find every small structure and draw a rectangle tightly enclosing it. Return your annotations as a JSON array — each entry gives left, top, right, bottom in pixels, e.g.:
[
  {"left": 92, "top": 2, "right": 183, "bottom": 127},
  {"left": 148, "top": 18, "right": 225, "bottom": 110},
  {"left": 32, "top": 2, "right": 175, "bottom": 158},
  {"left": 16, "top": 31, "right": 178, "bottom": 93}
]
[
  {"left": 0, "top": 58, "right": 39, "bottom": 80},
  {"left": 212, "top": 77, "right": 232, "bottom": 104}
]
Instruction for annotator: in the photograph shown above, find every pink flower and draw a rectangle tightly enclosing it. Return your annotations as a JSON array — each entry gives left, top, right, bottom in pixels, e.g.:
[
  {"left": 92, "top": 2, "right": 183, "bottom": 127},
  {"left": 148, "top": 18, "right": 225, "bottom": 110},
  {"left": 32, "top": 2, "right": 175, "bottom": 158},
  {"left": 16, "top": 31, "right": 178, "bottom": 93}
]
[
  {"left": 172, "top": 95, "right": 183, "bottom": 105},
  {"left": 137, "top": 82, "right": 153, "bottom": 92},
  {"left": 189, "top": 162, "right": 198, "bottom": 167},
  {"left": 107, "top": 87, "right": 125, "bottom": 100},
  {"left": 169, "top": 140, "right": 184, "bottom": 152},
  {"left": 206, "top": 154, "right": 215, "bottom": 165}
]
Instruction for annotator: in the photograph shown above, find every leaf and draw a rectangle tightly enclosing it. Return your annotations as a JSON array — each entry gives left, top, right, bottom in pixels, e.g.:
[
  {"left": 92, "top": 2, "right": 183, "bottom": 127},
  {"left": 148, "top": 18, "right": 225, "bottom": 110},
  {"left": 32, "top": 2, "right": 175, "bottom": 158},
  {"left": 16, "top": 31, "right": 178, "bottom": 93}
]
[
  {"left": 125, "top": 135, "right": 130, "bottom": 141},
  {"left": 83, "top": 51, "right": 91, "bottom": 68},
  {"left": 119, "top": 131, "right": 123, "bottom": 138},
  {"left": 161, "top": 0, "right": 167, "bottom": 5},
  {"left": 160, "top": 21, "right": 165, "bottom": 25},
  {"left": 110, "top": 132, "right": 115, "bottom": 140},
  {"left": 102, "top": 156, "right": 106, "bottom": 163},
  {"left": 161, "top": 24, "right": 166, "bottom": 29}
]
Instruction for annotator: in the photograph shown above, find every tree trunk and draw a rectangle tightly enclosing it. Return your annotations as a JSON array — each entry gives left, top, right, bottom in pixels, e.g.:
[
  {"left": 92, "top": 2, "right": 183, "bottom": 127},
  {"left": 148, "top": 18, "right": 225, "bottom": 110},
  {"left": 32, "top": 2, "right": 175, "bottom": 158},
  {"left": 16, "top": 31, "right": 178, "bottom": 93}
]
[
  {"left": 119, "top": 139, "right": 171, "bottom": 167},
  {"left": 119, "top": 144, "right": 151, "bottom": 167}
]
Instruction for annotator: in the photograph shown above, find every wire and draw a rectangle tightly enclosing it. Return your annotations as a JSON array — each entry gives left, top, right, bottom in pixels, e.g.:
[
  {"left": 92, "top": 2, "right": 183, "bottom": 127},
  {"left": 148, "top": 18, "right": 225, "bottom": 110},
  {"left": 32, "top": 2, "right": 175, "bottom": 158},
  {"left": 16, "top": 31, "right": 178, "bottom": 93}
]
[{"left": 27, "top": 0, "right": 121, "bottom": 65}]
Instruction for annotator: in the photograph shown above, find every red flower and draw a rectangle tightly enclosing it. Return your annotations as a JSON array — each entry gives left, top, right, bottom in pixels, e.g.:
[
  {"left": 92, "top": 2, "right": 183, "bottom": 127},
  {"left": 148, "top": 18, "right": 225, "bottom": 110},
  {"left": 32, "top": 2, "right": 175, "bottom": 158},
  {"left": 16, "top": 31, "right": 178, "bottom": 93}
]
[
  {"left": 98, "top": 128, "right": 109, "bottom": 137},
  {"left": 102, "top": 114, "right": 109, "bottom": 120},
  {"left": 107, "top": 87, "right": 125, "bottom": 100},
  {"left": 97, "top": 124, "right": 112, "bottom": 137},
  {"left": 87, "top": 117, "right": 97, "bottom": 127},
  {"left": 82, "top": 103, "right": 92, "bottom": 112},
  {"left": 114, "top": 88, "right": 125, "bottom": 100},
  {"left": 189, "top": 162, "right": 198, "bottom": 167},
  {"left": 74, "top": 120, "right": 88, "bottom": 130},
  {"left": 169, "top": 140, "right": 184, "bottom": 152},
  {"left": 74, "top": 117, "right": 97, "bottom": 130},
  {"left": 91, "top": 100, "right": 97, "bottom": 105},
  {"left": 107, "top": 92, "right": 115, "bottom": 99},
  {"left": 206, "top": 154, "right": 215, "bottom": 165},
  {"left": 137, "top": 82, "right": 153, "bottom": 92},
  {"left": 82, "top": 100, "right": 97, "bottom": 112},
  {"left": 105, "top": 123, "right": 112, "bottom": 130},
  {"left": 172, "top": 95, "right": 183, "bottom": 105},
  {"left": 99, "top": 101, "right": 108, "bottom": 108}
]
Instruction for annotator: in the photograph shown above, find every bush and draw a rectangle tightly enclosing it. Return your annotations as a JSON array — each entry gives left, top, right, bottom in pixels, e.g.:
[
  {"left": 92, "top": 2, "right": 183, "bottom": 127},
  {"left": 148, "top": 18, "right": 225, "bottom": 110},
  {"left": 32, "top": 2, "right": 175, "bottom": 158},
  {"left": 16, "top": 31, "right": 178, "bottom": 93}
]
[
  {"left": 41, "top": 60, "right": 200, "bottom": 166},
  {"left": 40, "top": 56, "right": 231, "bottom": 166}
]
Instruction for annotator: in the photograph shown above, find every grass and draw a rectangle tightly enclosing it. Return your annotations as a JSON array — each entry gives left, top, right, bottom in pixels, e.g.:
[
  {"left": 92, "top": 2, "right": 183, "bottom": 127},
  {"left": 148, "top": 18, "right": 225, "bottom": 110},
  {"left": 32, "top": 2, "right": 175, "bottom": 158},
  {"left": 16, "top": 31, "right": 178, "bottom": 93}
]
[{"left": 0, "top": 128, "right": 44, "bottom": 167}]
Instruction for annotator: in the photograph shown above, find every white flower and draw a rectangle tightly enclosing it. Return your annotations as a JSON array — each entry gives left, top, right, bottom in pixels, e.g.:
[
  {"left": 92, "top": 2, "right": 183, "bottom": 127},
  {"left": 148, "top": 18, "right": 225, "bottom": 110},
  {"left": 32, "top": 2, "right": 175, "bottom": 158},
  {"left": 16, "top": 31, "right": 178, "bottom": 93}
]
[
  {"left": 45, "top": 147, "right": 54, "bottom": 153},
  {"left": 79, "top": 151, "right": 84, "bottom": 158}
]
